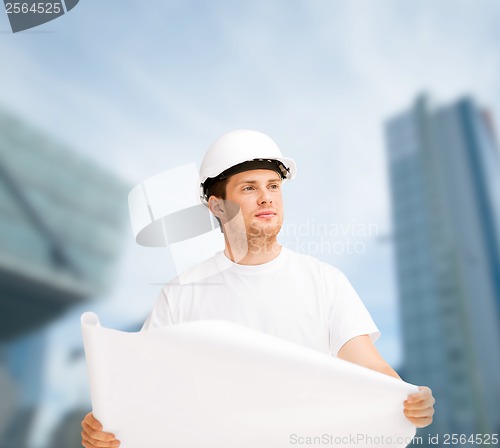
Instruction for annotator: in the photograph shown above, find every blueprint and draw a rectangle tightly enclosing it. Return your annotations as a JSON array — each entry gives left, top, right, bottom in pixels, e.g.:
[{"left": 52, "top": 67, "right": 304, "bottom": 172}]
[{"left": 81, "top": 312, "right": 417, "bottom": 448}]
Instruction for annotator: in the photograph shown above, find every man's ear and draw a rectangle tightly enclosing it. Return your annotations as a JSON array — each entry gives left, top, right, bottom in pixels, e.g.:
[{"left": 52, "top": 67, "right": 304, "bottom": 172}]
[{"left": 208, "top": 196, "right": 225, "bottom": 220}]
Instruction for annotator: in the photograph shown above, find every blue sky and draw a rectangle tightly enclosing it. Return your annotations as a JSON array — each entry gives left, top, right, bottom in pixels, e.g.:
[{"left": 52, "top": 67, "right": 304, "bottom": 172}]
[{"left": 1, "top": 1, "right": 500, "bottom": 444}]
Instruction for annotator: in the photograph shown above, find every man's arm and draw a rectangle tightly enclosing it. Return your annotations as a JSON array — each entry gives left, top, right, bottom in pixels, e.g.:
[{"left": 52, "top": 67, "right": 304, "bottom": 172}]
[
  {"left": 337, "top": 334, "right": 401, "bottom": 378},
  {"left": 337, "top": 335, "right": 435, "bottom": 428}
]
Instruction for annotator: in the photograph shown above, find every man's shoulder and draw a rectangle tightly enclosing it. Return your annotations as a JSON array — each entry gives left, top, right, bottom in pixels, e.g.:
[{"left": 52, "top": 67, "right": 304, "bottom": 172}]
[
  {"left": 283, "top": 247, "right": 345, "bottom": 278},
  {"left": 165, "top": 252, "right": 224, "bottom": 287}
]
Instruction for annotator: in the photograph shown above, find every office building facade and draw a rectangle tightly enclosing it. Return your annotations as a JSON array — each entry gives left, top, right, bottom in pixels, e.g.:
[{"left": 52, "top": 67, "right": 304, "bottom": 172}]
[
  {"left": 0, "top": 108, "right": 130, "bottom": 447},
  {"left": 385, "top": 95, "right": 500, "bottom": 441}
]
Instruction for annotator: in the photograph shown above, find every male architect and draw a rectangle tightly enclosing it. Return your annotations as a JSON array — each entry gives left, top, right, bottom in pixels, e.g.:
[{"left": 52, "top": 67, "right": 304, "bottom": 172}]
[{"left": 81, "top": 130, "right": 435, "bottom": 447}]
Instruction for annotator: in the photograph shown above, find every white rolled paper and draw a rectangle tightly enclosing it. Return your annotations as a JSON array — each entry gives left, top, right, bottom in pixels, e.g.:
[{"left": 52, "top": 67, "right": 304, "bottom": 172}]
[{"left": 81, "top": 313, "right": 418, "bottom": 448}]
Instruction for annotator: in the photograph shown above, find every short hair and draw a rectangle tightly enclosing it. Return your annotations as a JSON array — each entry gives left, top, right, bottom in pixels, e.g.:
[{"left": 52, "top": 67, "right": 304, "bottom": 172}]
[
  {"left": 205, "top": 177, "right": 229, "bottom": 231},
  {"left": 205, "top": 176, "right": 229, "bottom": 201},
  {"left": 202, "top": 159, "right": 286, "bottom": 203}
]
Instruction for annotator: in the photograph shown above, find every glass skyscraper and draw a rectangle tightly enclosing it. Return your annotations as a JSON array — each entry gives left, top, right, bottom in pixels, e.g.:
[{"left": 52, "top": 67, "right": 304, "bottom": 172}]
[
  {"left": 385, "top": 95, "right": 500, "bottom": 442},
  {"left": 0, "top": 107, "right": 130, "bottom": 447},
  {"left": 0, "top": 108, "right": 130, "bottom": 340}
]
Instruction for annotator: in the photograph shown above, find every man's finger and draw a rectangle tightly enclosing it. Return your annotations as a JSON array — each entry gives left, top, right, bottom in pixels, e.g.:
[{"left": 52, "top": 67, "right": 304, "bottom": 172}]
[
  {"left": 407, "top": 386, "right": 432, "bottom": 403},
  {"left": 409, "top": 416, "right": 434, "bottom": 428},
  {"left": 81, "top": 431, "right": 104, "bottom": 448},
  {"left": 404, "top": 406, "right": 435, "bottom": 418},
  {"left": 82, "top": 431, "right": 98, "bottom": 448},
  {"left": 82, "top": 440, "right": 99, "bottom": 448},
  {"left": 84, "top": 412, "right": 103, "bottom": 431},
  {"left": 404, "top": 397, "right": 435, "bottom": 410},
  {"left": 82, "top": 422, "right": 118, "bottom": 443},
  {"left": 82, "top": 421, "right": 115, "bottom": 440},
  {"left": 82, "top": 430, "right": 120, "bottom": 448}
]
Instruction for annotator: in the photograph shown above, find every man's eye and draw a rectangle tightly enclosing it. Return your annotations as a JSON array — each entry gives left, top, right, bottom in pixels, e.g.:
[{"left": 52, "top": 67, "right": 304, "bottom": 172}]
[
  {"left": 242, "top": 186, "right": 254, "bottom": 191},
  {"left": 269, "top": 184, "right": 279, "bottom": 189}
]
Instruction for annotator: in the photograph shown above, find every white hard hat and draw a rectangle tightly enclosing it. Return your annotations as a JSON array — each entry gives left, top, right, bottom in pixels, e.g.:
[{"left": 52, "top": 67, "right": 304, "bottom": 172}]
[{"left": 199, "top": 129, "right": 297, "bottom": 205}]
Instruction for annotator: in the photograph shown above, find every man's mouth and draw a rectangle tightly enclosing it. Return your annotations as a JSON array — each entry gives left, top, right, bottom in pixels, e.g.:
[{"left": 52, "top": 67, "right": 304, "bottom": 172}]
[{"left": 255, "top": 211, "right": 277, "bottom": 218}]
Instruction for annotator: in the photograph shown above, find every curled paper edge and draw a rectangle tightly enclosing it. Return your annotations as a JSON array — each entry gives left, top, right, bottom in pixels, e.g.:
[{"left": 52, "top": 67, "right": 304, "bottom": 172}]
[{"left": 81, "top": 311, "right": 100, "bottom": 327}]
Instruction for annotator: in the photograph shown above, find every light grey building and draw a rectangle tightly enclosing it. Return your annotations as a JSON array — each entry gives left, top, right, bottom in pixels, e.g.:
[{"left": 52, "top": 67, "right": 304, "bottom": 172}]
[
  {"left": 0, "top": 107, "right": 130, "bottom": 447},
  {"left": 385, "top": 94, "right": 500, "bottom": 443},
  {"left": 0, "top": 109, "right": 130, "bottom": 341}
]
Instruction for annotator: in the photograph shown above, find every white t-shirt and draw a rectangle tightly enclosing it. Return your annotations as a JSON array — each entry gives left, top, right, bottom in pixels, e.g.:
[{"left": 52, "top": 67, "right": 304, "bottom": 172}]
[{"left": 142, "top": 247, "right": 380, "bottom": 356}]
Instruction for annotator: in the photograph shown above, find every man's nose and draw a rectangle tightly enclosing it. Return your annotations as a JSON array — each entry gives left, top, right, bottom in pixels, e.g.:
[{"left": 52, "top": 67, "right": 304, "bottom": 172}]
[{"left": 258, "top": 188, "right": 272, "bottom": 204}]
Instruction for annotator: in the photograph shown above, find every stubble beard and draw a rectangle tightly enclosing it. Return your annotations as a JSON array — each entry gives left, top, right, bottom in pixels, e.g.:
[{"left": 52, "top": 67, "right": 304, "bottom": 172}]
[{"left": 246, "top": 220, "right": 282, "bottom": 254}]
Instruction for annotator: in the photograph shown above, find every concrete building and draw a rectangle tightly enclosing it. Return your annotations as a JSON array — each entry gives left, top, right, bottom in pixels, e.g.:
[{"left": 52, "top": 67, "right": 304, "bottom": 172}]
[
  {"left": 385, "top": 94, "right": 500, "bottom": 443},
  {"left": 0, "top": 108, "right": 130, "bottom": 447}
]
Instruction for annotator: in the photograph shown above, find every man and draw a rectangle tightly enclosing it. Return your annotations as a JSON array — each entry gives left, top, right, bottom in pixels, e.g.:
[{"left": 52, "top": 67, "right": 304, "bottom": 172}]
[{"left": 81, "top": 130, "right": 435, "bottom": 448}]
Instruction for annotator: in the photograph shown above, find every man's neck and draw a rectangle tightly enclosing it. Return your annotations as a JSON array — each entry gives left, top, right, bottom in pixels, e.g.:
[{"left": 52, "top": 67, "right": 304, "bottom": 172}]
[{"left": 223, "top": 237, "right": 282, "bottom": 265}]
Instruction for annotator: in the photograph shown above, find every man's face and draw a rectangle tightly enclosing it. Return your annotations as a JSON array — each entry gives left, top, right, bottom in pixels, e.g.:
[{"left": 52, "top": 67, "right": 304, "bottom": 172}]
[{"left": 222, "top": 169, "right": 284, "bottom": 241}]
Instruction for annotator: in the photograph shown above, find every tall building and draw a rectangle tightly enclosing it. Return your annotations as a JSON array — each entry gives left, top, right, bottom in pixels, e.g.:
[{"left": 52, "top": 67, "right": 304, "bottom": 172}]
[
  {"left": 0, "top": 107, "right": 130, "bottom": 447},
  {"left": 385, "top": 95, "right": 500, "bottom": 442},
  {"left": 0, "top": 109, "right": 130, "bottom": 341}
]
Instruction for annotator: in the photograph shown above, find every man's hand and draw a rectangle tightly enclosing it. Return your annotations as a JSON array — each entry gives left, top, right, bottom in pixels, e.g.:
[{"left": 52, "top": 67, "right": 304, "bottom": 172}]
[
  {"left": 404, "top": 386, "right": 435, "bottom": 428},
  {"left": 81, "top": 412, "right": 120, "bottom": 447},
  {"left": 336, "top": 336, "right": 436, "bottom": 429}
]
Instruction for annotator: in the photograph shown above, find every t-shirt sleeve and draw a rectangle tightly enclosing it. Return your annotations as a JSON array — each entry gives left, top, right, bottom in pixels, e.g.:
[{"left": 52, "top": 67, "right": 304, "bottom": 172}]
[
  {"left": 328, "top": 271, "right": 381, "bottom": 357},
  {"left": 141, "top": 288, "right": 176, "bottom": 331}
]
